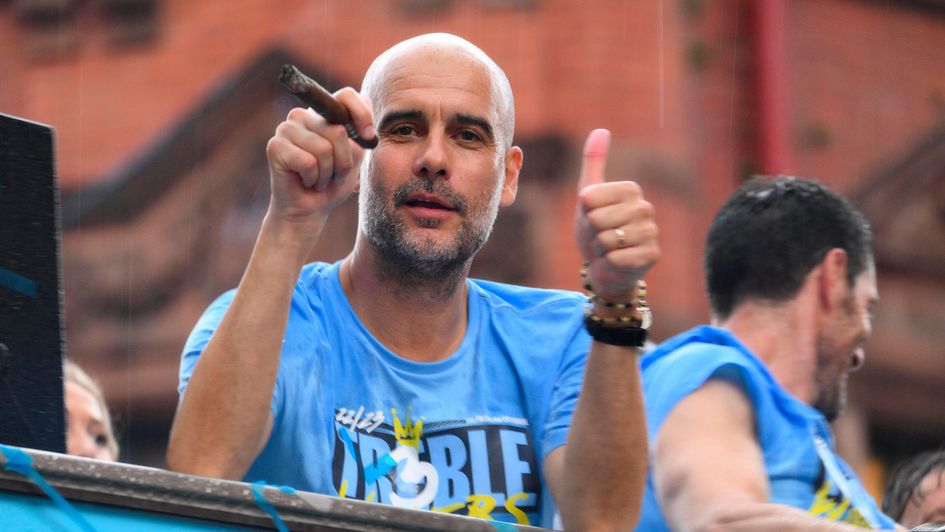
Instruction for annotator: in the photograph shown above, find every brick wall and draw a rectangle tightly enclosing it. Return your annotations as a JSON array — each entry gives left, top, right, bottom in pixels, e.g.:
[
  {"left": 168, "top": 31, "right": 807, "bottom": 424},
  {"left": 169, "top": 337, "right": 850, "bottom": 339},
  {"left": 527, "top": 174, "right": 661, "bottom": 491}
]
[{"left": 788, "top": 0, "right": 945, "bottom": 192}]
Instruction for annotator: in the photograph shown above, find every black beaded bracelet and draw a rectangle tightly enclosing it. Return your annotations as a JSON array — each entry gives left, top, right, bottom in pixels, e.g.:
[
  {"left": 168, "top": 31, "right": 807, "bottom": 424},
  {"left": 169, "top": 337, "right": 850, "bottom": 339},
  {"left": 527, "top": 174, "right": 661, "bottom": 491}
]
[{"left": 584, "top": 313, "right": 648, "bottom": 347}]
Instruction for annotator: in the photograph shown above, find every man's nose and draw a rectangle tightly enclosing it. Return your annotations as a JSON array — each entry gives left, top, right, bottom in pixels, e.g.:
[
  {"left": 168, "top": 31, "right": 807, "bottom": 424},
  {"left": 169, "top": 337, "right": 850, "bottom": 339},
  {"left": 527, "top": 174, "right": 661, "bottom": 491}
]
[{"left": 413, "top": 133, "right": 450, "bottom": 179}]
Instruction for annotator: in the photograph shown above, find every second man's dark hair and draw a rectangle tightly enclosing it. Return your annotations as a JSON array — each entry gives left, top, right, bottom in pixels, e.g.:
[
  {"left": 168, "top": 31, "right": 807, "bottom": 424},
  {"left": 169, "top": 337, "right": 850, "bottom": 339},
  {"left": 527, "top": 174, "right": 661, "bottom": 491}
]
[{"left": 705, "top": 176, "right": 873, "bottom": 320}]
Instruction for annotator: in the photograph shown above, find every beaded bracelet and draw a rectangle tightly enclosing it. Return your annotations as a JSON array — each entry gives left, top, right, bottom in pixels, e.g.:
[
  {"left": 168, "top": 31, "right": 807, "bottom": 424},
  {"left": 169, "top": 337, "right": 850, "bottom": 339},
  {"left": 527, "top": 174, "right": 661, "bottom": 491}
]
[
  {"left": 579, "top": 262, "right": 648, "bottom": 309},
  {"left": 581, "top": 262, "right": 652, "bottom": 331},
  {"left": 585, "top": 312, "right": 643, "bottom": 326}
]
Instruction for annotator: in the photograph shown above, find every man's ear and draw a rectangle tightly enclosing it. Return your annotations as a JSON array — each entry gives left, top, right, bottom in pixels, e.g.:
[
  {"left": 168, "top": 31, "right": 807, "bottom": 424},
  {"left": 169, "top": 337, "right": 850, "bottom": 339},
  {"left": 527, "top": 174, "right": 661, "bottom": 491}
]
[
  {"left": 818, "top": 248, "right": 849, "bottom": 311},
  {"left": 500, "top": 146, "right": 522, "bottom": 207}
]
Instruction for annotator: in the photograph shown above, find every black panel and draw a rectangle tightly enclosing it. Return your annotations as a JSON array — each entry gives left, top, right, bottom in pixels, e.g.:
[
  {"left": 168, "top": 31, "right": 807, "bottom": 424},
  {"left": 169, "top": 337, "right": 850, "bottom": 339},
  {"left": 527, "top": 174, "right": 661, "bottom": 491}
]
[{"left": 0, "top": 113, "right": 66, "bottom": 453}]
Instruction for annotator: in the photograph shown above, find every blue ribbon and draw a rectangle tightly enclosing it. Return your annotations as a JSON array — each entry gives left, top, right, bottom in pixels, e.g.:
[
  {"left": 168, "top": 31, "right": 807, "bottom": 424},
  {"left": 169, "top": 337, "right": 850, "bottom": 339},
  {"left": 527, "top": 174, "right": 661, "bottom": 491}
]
[
  {"left": 251, "top": 481, "right": 296, "bottom": 532},
  {"left": 0, "top": 445, "right": 97, "bottom": 532},
  {"left": 0, "top": 267, "right": 37, "bottom": 298}
]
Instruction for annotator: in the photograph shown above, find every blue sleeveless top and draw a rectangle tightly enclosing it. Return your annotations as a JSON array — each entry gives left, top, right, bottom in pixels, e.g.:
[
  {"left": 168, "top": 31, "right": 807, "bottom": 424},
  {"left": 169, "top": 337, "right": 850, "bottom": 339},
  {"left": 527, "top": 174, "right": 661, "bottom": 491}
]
[{"left": 636, "top": 326, "right": 896, "bottom": 530}]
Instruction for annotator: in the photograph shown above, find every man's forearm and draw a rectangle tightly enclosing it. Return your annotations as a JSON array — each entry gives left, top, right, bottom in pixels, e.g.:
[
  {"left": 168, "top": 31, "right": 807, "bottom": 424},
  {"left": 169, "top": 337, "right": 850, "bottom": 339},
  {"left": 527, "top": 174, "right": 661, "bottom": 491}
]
[
  {"left": 693, "top": 502, "right": 902, "bottom": 532},
  {"left": 556, "top": 341, "right": 647, "bottom": 531},
  {"left": 166, "top": 215, "right": 318, "bottom": 479}
]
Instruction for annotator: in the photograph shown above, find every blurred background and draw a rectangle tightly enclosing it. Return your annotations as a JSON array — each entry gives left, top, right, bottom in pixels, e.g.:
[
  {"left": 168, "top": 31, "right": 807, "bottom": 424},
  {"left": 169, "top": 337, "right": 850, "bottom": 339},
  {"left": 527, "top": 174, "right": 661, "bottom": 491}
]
[{"left": 1, "top": 0, "right": 943, "bottom": 501}]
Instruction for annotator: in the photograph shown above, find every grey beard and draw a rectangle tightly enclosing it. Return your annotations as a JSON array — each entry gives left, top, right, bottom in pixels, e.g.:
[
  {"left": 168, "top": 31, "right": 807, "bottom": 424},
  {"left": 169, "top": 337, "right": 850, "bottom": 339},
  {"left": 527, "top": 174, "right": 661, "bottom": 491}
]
[
  {"left": 363, "top": 179, "right": 495, "bottom": 297},
  {"left": 369, "top": 214, "right": 474, "bottom": 292}
]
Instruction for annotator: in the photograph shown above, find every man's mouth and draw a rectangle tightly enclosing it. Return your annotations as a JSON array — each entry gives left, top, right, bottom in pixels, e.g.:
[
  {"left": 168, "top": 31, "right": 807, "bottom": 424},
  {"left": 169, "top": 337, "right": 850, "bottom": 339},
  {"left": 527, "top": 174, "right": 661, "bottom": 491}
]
[
  {"left": 401, "top": 193, "right": 456, "bottom": 212},
  {"left": 392, "top": 181, "right": 468, "bottom": 217}
]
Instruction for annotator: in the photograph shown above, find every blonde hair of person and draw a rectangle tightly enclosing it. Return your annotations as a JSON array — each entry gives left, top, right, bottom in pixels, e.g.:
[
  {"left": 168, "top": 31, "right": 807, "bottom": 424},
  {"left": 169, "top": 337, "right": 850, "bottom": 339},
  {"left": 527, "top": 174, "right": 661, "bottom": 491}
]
[{"left": 63, "top": 358, "right": 119, "bottom": 460}]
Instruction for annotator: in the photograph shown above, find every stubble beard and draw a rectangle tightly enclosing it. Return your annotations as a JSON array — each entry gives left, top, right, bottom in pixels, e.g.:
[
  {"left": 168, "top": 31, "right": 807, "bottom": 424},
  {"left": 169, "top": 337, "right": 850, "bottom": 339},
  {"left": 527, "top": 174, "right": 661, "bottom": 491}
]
[
  {"left": 812, "top": 361, "right": 847, "bottom": 423},
  {"left": 361, "top": 175, "right": 502, "bottom": 297},
  {"left": 813, "top": 294, "right": 859, "bottom": 422}
]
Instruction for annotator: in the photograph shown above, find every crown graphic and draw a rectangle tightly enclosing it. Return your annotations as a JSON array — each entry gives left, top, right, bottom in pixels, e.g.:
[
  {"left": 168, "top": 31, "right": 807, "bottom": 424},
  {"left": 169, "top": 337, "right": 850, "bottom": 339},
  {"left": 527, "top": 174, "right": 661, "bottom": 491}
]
[{"left": 391, "top": 408, "right": 423, "bottom": 448}]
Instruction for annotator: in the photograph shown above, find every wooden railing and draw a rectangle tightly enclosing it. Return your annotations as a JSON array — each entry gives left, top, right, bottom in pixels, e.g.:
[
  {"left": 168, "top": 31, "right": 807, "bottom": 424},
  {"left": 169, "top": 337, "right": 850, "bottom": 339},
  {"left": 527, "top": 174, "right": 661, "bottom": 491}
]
[{"left": 0, "top": 446, "right": 548, "bottom": 531}]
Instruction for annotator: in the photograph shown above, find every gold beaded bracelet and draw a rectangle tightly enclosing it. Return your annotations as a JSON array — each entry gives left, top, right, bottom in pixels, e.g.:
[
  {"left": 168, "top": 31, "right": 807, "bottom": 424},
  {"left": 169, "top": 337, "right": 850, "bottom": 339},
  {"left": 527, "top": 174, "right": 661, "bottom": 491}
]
[
  {"left": 581, "top": 262, "right": 652, "bottom": 329},
  {"left": 579, "top": 262, "right": 648, "bottom": 308}
]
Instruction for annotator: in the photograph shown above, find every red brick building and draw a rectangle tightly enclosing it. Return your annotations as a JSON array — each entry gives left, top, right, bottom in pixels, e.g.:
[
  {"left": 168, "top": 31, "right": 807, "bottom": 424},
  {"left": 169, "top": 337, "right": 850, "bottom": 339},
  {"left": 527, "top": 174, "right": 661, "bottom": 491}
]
[{"left": 2, "top": 0, "right": 944, "bottom": 496}]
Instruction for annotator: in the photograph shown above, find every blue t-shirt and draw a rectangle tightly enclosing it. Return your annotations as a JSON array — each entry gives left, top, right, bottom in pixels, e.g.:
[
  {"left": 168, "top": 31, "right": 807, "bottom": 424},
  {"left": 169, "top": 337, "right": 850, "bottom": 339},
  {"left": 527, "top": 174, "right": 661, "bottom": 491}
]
[
  {"left": 180, "top": 261, "right": 590, "bottom": 527},
  {"left": 636, "top": 325, "right": 896, "bottom": 531}
]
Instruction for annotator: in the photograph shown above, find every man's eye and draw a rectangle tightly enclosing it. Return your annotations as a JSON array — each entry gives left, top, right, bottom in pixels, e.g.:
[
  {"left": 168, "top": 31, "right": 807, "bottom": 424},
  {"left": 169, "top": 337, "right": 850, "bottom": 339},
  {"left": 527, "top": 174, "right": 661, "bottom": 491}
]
[
  {"left": 458, "top": 130, "right": 481, "bottom": 142},
  {"left": 391, "top": 125, "right": 416, "bottom": 136},
  {"left": 94, "top": 434, "right": 109, "bottom": 447}
]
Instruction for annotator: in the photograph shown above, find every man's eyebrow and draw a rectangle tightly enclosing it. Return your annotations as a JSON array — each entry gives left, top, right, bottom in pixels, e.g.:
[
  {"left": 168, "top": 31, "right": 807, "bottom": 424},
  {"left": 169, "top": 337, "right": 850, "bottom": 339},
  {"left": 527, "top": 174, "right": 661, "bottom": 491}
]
[
  {"left": 377, "top": 110, "right": 423, "bottom": 131},
  {"left": 451, "top": 114, "right": 495, "bottom": 141}
]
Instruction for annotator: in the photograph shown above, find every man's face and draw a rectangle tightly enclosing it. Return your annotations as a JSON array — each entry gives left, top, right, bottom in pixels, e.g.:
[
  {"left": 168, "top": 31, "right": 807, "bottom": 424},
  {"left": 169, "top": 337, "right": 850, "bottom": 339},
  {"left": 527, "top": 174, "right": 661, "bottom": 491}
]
[
  {"left": 359, "top": 46, "right": 518, "bottom": 277},
  {"left": 900, "top": 469, "right": 945, "bottom": 528},
  {"left": 813, "top": 263, "right": 878, "bottom": 421}
]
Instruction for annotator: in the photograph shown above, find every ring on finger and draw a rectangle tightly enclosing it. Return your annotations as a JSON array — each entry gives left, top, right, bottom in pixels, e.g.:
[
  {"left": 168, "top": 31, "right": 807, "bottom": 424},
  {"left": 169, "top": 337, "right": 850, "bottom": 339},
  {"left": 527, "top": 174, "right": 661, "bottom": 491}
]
[{"left": 614, "top": 227, "right": 628, "bottom": 248}]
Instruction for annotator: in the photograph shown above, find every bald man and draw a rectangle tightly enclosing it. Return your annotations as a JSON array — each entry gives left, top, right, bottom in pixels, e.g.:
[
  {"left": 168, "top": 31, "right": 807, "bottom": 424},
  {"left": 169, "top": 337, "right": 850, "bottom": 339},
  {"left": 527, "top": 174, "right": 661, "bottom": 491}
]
[{"left": 168, "top": 33, "right": 657, "bottom": 530}]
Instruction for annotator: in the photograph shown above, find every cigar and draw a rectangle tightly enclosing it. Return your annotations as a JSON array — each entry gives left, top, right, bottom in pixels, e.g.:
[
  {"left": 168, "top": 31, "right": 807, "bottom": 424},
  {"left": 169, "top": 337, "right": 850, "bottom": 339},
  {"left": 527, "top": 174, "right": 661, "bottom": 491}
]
[{"left": 279, "top": 64, "right": 378, "bottom": 149}]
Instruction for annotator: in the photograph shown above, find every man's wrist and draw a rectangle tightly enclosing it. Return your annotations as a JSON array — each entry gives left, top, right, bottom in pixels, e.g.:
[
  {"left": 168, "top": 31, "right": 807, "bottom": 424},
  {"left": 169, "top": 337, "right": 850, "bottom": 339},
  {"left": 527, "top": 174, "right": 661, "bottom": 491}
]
[
  {"left": 260, "top": 212, "right": 326, "bottom": 266},
  {"left": 584, "top": 313, "right": 648, "bottom": 347},
  {"left": 580, "top": 262, "right": 652, "bottom": 347}
]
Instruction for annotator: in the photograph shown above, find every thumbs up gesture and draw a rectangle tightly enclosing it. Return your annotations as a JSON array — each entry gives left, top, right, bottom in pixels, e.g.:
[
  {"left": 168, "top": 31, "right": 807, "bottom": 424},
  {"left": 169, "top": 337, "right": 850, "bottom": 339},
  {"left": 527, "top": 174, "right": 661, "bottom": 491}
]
[{"left": 574, "top": 129, "right": 660, "bottom": 301}]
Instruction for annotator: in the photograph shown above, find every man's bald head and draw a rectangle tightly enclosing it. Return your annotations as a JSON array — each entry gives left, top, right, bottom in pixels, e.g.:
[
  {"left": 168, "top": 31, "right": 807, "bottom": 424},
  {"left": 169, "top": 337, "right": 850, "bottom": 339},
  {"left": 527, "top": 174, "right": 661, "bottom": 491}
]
[{"left": 361, "top": 33, "right": 516, "bottom": 149}]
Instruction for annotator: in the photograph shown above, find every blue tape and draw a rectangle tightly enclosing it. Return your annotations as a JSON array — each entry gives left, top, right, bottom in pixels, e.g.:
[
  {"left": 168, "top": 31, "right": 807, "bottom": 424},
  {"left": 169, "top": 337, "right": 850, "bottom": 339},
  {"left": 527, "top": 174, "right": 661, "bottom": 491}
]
[
  {"left": 0, "top": 267, "right": 37, "bottom": 298},
  {"left": 0, "top": 445, "right": 97, "bottom": 532},
  {"left": 491, "top": 521, "right": 519, "bottom": 532},
  {"left": 251, "top": 482, "right": 290, "bottom": 532},
  {"left": 1, "top": 444, "right": 33, "bottom": 473}
]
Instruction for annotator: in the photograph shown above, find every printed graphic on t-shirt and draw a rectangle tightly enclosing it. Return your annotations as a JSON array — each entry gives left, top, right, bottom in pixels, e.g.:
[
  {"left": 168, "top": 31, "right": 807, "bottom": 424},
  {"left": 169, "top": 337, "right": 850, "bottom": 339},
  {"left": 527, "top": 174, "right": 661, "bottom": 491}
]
[
  {"left": 806, "top": 434, "right": 880, "bottom": 528},
  {"left": 331, "top": 406, "right": 540, "bottom": 525},
  {"left": 807, "top": 476, "right": 872, "bottom": 527}
]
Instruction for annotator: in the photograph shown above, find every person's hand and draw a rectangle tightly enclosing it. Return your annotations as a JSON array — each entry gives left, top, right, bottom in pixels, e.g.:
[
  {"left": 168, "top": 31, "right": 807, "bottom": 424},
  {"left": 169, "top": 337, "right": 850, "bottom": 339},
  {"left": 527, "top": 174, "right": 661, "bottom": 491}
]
[
  {"left": 264, "top": 88, "right": 375, "bottom": 238},
  {"left": 574, "top": 129, "right": 660, "bottom": 301}
]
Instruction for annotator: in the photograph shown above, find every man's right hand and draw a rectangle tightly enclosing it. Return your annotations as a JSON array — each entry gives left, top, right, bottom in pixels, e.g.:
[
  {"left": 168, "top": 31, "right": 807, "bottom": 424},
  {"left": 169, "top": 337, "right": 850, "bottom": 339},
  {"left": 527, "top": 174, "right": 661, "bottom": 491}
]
[
  {"left": 167, "top": 89, "right": 375, "bottom": 480},
  {"left": 264, "top": 88, "right": 375, "bottom": 247}
]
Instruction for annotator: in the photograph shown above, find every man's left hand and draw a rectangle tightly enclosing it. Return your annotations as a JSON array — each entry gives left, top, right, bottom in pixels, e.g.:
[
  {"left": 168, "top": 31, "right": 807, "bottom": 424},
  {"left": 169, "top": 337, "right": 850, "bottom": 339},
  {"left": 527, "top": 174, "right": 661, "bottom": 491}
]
[{"left": 573, "top": 128, "right": 660, "bottom": 301}]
